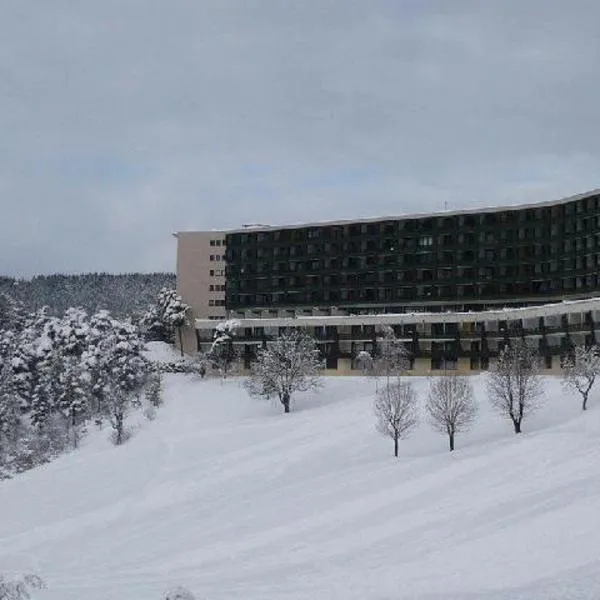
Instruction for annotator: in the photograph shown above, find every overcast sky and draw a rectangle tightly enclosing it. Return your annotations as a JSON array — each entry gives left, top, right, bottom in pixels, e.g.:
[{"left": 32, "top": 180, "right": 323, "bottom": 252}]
[{"left": 2, "top": 1, "right": 600, "bottom": 276}]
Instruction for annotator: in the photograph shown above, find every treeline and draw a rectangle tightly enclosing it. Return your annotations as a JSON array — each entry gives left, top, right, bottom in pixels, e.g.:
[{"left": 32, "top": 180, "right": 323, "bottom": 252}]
[
  {"left": 0, "top": 272, "right": 175, "bottom": 318},
  {"left": 0, "top": 301, "right": 164, "bottom": 479}
]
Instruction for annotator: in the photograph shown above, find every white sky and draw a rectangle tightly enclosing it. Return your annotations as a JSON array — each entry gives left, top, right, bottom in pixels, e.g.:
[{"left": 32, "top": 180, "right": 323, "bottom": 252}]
[{"left": 2, "top": 1, "right": 600, "bottom": 276}]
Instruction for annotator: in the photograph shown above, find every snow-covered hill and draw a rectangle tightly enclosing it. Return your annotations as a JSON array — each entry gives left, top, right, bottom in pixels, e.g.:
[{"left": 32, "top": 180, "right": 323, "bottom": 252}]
[{"left": 1, "top": 375, "right": 600, "bottom": 600}]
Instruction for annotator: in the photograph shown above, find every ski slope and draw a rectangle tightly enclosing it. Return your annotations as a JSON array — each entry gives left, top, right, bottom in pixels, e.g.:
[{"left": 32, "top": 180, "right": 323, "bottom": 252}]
[{"left": 2, "top": 372, "right": 600, "bottom": 600}]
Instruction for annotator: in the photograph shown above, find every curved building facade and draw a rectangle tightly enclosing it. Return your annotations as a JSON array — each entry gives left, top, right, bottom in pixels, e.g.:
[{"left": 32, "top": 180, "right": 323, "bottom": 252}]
[
  {"left": 175, "top": 188, "right": 600, "bottom": 373},
  {"left": 224, "top": 189, "right": 600, "bottom": 313}
]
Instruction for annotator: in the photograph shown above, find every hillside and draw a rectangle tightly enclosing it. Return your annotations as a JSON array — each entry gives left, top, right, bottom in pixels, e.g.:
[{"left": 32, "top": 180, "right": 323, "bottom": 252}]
[
  {"left": 1, "top": 374, "right": 600, "bottom": 599},
  {"left": 0, "top": 272, "right": 175, "bottom": 317}
]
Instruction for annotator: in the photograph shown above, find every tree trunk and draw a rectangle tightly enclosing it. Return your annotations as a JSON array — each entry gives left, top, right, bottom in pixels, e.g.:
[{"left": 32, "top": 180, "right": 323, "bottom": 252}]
[
  {"left": 513, "top": 419, "right": 522, "bottom": 434},
  {"left": 178, "top": 327, "right": 184, "bottom": 357},
  {"left": 115, "top": 412, "right": 124, "bottom": 445},
  {"left": 282, "top": 391, "right": 290, "bottom": 413},
  {"left": 449, "top": 431, "right": 455, "bottom": 452},
  {"left": 582, "top": 391, "right": 589, "bottom": 411},
  {"left": 394, "top": 436, "right": 399, "bottom": 458}
]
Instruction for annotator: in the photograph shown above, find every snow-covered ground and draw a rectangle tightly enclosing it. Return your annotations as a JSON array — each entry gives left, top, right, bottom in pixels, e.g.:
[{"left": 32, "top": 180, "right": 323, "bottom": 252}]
[
  {"left": 143, "top": 340, "right": 184, "bottom": 363},
  {"left": 2, "top": 372, "right": 600, "bottom": 600}
]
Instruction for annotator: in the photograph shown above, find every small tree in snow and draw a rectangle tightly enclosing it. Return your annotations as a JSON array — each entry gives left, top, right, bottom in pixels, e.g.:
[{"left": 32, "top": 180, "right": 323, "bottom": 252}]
[
  {"left": 487, "top": 340, "right": 544, "bottom": 434},
  {"left": 208, "top": 320, "right": 240, "bottom": 380},
  {"left": 562, "top": 344, "right": 600, "bottom": 411},
  {"left": 372, "top": 325, "right": 410, "bottom": 387},
  {"left": 189, "top": 350, "right": 213, "bottom": 379},
  {"left": 0, "top": 574, "right": 45, "bottom": 600},
  {"left": 374, "top": 380, "right": 418, "bottom": 457},
  {"left": 142, "top": 289, "right": 189, "bottom": 354},
  {"left": 244, "top": 330, "right": 323, "bottom": 413},
  {"left": 158, "top": 289, "right": 189, "bottom": 356},
  {"left": 356, "top": 350, "right": 373, "bottom": 375},
  {"left": 145, "top": 370, "right": 163, "bottom": 408},
  {"left": 426, "top": 374, "right": 477, "bottom": 451}
]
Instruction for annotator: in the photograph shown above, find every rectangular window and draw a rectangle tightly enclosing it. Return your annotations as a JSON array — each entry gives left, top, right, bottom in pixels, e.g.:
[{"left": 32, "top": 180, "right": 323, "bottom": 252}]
[{"left": 210, "top": 255, "right": 215, "bottom": 261}]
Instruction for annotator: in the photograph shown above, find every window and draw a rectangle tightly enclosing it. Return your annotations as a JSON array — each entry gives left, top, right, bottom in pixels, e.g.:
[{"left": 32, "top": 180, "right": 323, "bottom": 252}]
[
  {"left": 210, "top": 240, "right": 215, "bottom": 246},
  {"left": 418, "top": 235, "right": 433, "bottom": 247},
  {"left": 210, "top": 255, "right": 215, "bottom": 261},
  {"left": 209, "top": 284, "right": 214, "bottom": 291},
  {"left": 216, "top": 239, "right": 221, "bottom": 246},
  {"left": 209, "top": 269, "right": 215, "bottom": 276},
  {"left": 215, "top": 255, "right": 221, "bottom": 262}
]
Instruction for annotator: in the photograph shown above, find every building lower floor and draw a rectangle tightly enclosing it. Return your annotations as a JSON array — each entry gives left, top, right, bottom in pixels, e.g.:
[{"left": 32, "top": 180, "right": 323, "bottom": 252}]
[{"left": 186, "top": 297, "right": 600, "bottom": 375}]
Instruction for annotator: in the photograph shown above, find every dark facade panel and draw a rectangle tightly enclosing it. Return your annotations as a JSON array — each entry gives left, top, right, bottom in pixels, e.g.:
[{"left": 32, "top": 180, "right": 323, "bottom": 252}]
[{"left": 225, "top": 194, "right": 600, "bottom": 311}]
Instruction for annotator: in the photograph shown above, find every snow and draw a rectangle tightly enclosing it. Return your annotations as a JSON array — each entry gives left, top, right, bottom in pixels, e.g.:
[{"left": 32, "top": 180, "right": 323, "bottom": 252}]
[
  {"left": 2, "top": 375, "right": 600, "bottom": 599},
  {"left": 143, "top": 341, "right": 183, "bottom": 364}
]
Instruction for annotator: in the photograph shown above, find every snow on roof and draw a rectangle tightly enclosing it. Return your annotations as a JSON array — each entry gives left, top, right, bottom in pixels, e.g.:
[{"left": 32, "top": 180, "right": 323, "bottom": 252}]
[{"left": 195, "top": 296, "right": 600, "bottom": 329}]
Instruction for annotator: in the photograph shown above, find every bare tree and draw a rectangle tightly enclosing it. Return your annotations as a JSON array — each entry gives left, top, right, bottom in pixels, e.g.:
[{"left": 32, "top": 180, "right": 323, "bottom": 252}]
[
  {"left": 562, "top": 344, "right": 600, "bottom": 411},
  {"left": 244, "top": 330, "right": 323, "bottom": 413},
  {"left": 372, "top": 325, "right": 410, "bottom": 387},
  {"left": 426, "top": 374, "right": 477, "bottom": 451},
  {"left": 487, "top": 341, "right": 544, "bottom": 434},
  {"left": 374, "top": 380, "right": 418, "bottom": 457}
]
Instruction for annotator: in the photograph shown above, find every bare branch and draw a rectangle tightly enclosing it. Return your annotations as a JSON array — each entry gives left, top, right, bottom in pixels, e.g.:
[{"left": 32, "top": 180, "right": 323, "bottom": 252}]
[
  {"left": 244, "top": 330, "right": 323, "bottom": 413},
  {"left": 562, "top": 344, "right": 600, "bottom": 411},
  {"left": 426, "top": 374, "right": 477, "bottom": 451},
  {"left": 374, "top": 380, "right": 418, "bottom": 457},
  {"left": 486, "top": 340, "right": 544, "bottom": 434}
]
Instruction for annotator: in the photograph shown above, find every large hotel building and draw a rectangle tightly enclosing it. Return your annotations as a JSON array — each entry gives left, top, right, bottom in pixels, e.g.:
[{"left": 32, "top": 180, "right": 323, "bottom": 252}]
[{"left": 174, "top": 189, "right": 600, "bottom": 374}]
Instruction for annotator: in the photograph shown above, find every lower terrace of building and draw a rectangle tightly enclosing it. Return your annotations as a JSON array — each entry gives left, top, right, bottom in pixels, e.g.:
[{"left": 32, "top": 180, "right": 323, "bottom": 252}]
[{"left": 194, "top": 298, "right": 600, "bottom": 375}]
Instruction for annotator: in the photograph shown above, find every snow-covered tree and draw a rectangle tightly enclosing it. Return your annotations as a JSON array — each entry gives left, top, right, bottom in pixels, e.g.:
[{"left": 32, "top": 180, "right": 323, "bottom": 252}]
[
  {"left": 10, "top": 311, "right": 54, "bottom": 420},
  {"left": 191, "top": 351, "right": 211, "bottom": 379},
  {"left": 0, "top": 361, "right": 22, "bottom": 465},
  {"left": 426, "top": 374, "right": 477, "bottom": 451},
  {"left": 144, "top": 288, "right": 190, "bottom": 355},
  {"left": 0, "top": 293, "right": 25, "bottom": 332},
  {"left": 372, "top": 325, "right": 410, "bottom": 386},
  {"left": 54, "top": 354, "right": 90, "bottom": 448},
  {"left": 140, "top": 304, "right": 167, "bottom": 341},
  {"left": 145, "top": 370, "right": 163, "bottom": 408},
  {"left": 0, "top": 574, "right": 45, "bottom": 600},
  {"left": 356, "top": 350, "right": 373, "bottom": 375},
  {"left": 208, "top": 320, "right": 240, "bottom": 379},
  {"left": 164, "top": 586, "right": 196, "bottom": 600},
  {"left": 47, "top": 307, "right": 90, "bottom": 357},
  {"left": 374, "top": 380, "right": 418, "bottom": 458},
  {"left": 244, "top": 330, "right": 323, "bottom": 413},
  {"left": 487, "top": 340, "right": 544, "bottom": 434},
  {"left": 84, "top": 317, "right": 148, "bottom": 444},
  {"left": 562, "top": 344, "right": 600, "bottom": 411}
]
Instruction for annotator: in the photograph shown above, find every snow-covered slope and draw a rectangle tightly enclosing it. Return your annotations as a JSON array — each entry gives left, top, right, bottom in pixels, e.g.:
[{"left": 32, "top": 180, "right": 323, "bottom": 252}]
[{"left": 1, "top": 375, "right": 600, "bottom": 600}]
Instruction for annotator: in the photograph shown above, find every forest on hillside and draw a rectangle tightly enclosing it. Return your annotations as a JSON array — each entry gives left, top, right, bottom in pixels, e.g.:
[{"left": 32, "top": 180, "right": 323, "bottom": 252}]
[{"left": 0, "top": 273, "right": 175, "bottom": 317}]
